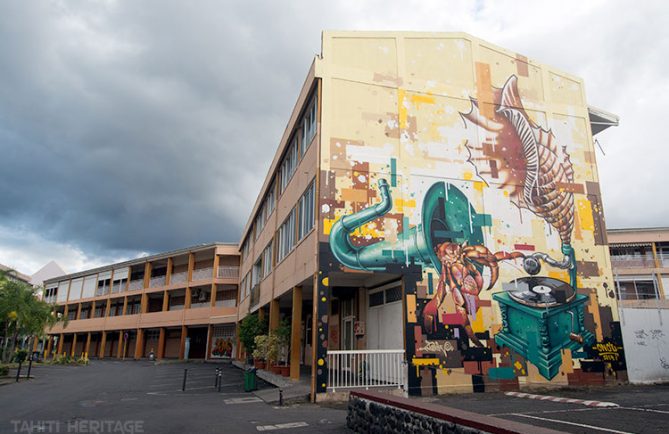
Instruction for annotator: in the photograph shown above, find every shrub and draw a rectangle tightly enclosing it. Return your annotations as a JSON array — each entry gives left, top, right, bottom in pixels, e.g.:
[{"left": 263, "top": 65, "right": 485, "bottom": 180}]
[
  {"left": 252, "top": 335, "right": 269, "bottom": 360},
  {"left": 239, "top": 313, "right": 268, "bottom": 357},
  {"left": 12, "top": 349, "right": 28, "bottom": 364},
  {"left": 0, "top": 365, "right": 8, "bottom": 376}
]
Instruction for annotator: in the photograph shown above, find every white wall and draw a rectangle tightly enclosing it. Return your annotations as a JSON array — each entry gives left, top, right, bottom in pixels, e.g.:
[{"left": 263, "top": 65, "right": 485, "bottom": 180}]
[{"left": 620, "top": 307, "right": 669, "bottom": 384}]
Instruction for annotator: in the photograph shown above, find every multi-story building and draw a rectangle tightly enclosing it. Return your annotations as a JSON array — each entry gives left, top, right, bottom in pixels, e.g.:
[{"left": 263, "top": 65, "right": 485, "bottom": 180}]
[
  {"left": 607, "top": 227, "right": 669, "bottom": 384},
  {"left": 237, "top": 31, "right": 623, "bottom": 400},
  {"left": 46, "top": 31, "right": 627, "bottom": 400},
  {"left": 44, "top": 243, "right": 240, "bottom": 361},
  {"left": 608, "top": 227, "right": 668, "bottom": 304}
]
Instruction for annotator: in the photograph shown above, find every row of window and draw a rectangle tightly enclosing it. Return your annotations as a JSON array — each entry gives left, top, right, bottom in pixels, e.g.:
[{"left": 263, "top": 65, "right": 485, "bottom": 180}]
[
  {"left": 240, "top": 180, "right": 316, "bottom": 302},
  {"left": 241, "top": 91, "right": 318, "bottom": 257}
]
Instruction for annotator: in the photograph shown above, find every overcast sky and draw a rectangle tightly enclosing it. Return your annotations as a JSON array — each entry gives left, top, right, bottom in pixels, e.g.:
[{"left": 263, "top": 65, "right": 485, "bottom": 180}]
[{"left": 0, "top": 0, "right": 666, "bottom": 275}]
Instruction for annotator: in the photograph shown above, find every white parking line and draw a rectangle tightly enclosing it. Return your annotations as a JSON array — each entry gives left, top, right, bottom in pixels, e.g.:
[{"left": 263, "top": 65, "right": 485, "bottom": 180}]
[
  {"left": 224, "top": 397, "right": 263, "bottom": 405},
  {"left": 256, "top": 422, "right": 308, "bottom": 431},
  {"left": 509, "top": 413, "right": 633, "bottom": 434},
  {"left": 505, "top": 391, "right": 619, "bottom": 408}
]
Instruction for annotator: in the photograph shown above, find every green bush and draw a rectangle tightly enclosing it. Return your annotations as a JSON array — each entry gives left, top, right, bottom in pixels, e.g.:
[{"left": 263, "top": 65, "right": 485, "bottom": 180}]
[
  {"left": 0, "top": 365, "right": 9, "bottom": 376},
  {"left": 12, "top": 349, "right": 28, "bottom": 364}
]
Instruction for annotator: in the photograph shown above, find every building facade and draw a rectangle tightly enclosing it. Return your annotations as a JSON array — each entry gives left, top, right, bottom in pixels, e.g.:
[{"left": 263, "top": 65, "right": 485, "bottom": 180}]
[
  {"left": 237, "top": 31, "right": 623, "bottom": 399},
  {"left": 608, "top": 227, "right": 669, "bottom": 383},
  {"left": 44, "top": 243, "right": 239, "bottom": 361},
  {"left": 45, "top": 31, "right": 627, "bottom": 399}
]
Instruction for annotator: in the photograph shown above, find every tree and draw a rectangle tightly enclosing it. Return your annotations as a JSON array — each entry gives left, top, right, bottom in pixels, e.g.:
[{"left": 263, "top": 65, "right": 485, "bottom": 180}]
[
  {"left": 238, "top": 313, "right": 267, "bottom": 362},
  {"left": 0, "top": 270, "right": 65, "bottom": 362}
]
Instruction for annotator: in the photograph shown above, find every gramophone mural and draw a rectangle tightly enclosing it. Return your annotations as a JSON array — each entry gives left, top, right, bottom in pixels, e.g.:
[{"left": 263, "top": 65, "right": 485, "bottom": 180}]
[{"left": 316, "top": 34, "right": 625, "bottom": 395}]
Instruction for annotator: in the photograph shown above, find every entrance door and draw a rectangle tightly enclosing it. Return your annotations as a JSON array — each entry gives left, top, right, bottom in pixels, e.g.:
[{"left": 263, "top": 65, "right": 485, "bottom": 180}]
[
  {"left": 367, "top": 283, "right": 404, "bottom": 383},
  {"left": 188, "top": 327, "right": 208, "bottom": 359}
]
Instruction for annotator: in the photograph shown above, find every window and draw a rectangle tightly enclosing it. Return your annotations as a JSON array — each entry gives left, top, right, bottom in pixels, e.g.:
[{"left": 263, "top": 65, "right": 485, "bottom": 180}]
[
  {"left": 266, "top": 181, "right": 275, "bottom": 215},
  {"left": 301, "top": 93, "right": 318, "bottom": 155},
  {"left": 298, "top": 180, "right": 316, "bottom": 240},
  {"left": 615, "top": 277, "right": 660, "bottom": 300},
  {"left": 241, "top": 238, "right": 250, "bottom": 261},
  {"left": 252, "top": 259, "right": 262, "bottom": 287},
  {"left": 279, "top": 137, "right": 298, "bottom": 194},
  {"left": 262, "top": 241, "right": 273, "bottom": 278},
  {"left": 277, "top": 208, "right": 296, "bottom": 262}
]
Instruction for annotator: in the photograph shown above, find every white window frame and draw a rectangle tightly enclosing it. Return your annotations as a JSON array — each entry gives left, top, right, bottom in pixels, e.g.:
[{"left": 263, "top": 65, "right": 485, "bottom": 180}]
[{"left": 298, "top": 179, "right": 316, "bottom": 240}]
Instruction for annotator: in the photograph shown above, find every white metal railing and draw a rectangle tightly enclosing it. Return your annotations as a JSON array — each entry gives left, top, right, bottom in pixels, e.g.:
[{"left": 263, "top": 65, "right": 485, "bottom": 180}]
[
  {"left": 218, "top": 265, "right": 240, "bottom": 279},
  {"left": 170, "top": 271, "right": 187, "bottom": 284},
  {"left": 610, "top": 254, "right": 656, "bottom": 268},
  {"left": 192, "top": 267, "right": 213, "bottom": 281},
  {"left": 150, "top": 275, "right": 166, "bottom": 287},
  {"left": 327, "top": 349, "right": 406, "bottom": 392},
  {"left": 128, "top": 279, "right": 143, "bottom": 291}
]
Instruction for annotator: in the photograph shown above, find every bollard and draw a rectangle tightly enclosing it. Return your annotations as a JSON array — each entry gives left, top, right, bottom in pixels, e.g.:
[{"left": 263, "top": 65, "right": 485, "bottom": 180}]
[
  {"left": 279, "top": 388, "right": 283, "bottom": 406},
  {"left": 26, "top": 358, "right": 33, "bottom": 379},
  {"left": 217, "top": 371, "right": 222, "bottom": 393},
  {"left": 15, "top": 362, "right": 22, "bottom": 383},
  {"left": 182, "top": 368, "right": 188, "bottom": 392},
  {"left": 214, "top": 368, "right": 219, "bottom": 388}
]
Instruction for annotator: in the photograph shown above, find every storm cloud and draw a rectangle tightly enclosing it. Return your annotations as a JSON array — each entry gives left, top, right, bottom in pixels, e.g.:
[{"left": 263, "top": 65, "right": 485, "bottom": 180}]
[{"left": 0, "top": 0, "right": 667, "bottom": 274}]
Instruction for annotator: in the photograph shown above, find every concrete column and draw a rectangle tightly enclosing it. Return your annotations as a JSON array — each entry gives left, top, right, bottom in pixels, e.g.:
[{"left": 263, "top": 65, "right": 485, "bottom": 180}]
[
  {"left": 76, "top": 303, "right": 82, "bottom": 320},
  {"left": 99, "top": 331, "right": 107, "bottom": 359},
  {"left": 122, "top": 296, "right": 128, "bottom": 316},
  {"left": 178, "top": 325, "right": 187, "bottom": 359},
  {"left": 45, "top": 336, "right": 53, "bottom": 359},
  {"left": 211, "top": 255, "right": 220, "bottom": 307},
  {"left": 258, "top": 307, "right": 265, "bottom": 321},
  {"left": 162, "top": 290, "right": 169, "bottom": 311},
  {"left": 140, "top": 293, "right": 148, "bottom": 314},
  {"left": 143, "top": 262, "right": 152, "bottom": 289},
  {"left": 90, "top": 301, "right": 96, "bottom": 319},
  {"left": 84, "top": 332, "right": 92, "bottom": 357},
  {"left": 166, "top": 257, "right": 173, "bottom": 286},
  {"left": 104, "top": 299, "right": 111, "bottom": 318},
  {"left": 651, "top": 242, "right": 666, "bottom": 298},
  {"left": 71, "top": 334, "right": 78, "bottom": 357},
  {"left": 117, "top": 331, "right": 124, "bottom": 358},
  {"left": 205, "top": 325, "right": 212, "bottom": 360},
  {"left": 290, "top": 286, "right": 303, "bottom": 380},
  {"left": 57, "top": 333, "right": 64, "bottom": 355},
  {"left": 157, "top": 328, "right": 166, "bottom": 359},
  {"left": 269, "top": 299, "right": 280, "bottom": 332},
  {"left": 134, "top": 328, "right": 144, "bottom": 359}
]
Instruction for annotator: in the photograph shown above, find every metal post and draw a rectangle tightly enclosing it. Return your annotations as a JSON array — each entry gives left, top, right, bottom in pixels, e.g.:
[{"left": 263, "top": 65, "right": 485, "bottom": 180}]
[
  {"left": 279, "top": 388, "right": 283, "bottom": 406},
  {"left": 217, "top": 371, "right": 222, "bottom": 393},
  {"left": 182, "top": 368, "right": 187, "bottom": 392},
  {"left": 26, "top": 358, "right": 33, "bottom": 379},
  {"left": 15, "top": 362, "right": 22, "bottom": 382},
  {"left": 214, "top": 368, "right": 219, "bottom": 387}
]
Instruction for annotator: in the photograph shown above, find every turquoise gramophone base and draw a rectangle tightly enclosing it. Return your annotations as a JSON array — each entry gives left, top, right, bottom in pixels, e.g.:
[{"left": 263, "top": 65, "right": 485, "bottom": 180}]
[{"left": 493, "top": 291, "right": 594, "bottom": 380}]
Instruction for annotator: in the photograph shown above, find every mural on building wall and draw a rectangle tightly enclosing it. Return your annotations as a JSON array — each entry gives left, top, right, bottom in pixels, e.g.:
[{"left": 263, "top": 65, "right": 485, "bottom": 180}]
[{"left": 315, "top": 34, "right": 625, "bottom": 395}]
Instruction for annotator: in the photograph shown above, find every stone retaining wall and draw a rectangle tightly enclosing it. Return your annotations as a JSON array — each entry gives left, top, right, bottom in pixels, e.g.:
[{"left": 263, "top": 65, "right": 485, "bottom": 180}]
[{"left": 346, "top": 391, "right": 562, "bottom": 434}]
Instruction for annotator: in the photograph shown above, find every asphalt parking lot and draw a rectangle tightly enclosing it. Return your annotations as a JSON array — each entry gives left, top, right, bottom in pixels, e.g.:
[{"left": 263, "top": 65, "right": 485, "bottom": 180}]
[
  {"left": 0, "top": 361, "right": 348, "bottom": 434},
  {"left": 428, "top": 384, "right": 669, "bottom": 433}
]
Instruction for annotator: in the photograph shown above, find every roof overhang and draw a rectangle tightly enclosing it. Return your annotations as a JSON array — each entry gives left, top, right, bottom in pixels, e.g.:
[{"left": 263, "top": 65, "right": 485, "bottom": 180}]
[{"left": 588, "top": 105, "right": 619, "bottom": 135}]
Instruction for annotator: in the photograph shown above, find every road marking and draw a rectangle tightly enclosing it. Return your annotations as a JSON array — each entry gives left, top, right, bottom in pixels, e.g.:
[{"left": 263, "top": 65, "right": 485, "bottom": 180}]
[
  {"left": 509, "top": 413, "right": 633, "bottom": 434},
  {"left": 256, "top": 422, "right": 308, "bottom": 431},
  {"left": 619, "top": 406, "right": 669, "bottom": 415},
  {"left": 505, "top": 391, "right": 619, "bottom": 408},
  {"left": 224, "top": 397, "right": 263, "bottom": 404}
]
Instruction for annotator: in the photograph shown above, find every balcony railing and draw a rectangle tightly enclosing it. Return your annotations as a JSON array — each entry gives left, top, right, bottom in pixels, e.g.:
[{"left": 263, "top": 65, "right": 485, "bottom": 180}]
[
  {"left": 150, "top": 275, "right": 166, "bottom": 287},
  {"left": 218, "top": 266, "right": 240, "bottom": 279},
  {"left": 192, "top": 267, "right": 213, "bottom": 281},
  {"left": 170, "top": 271, "right": 187, "bottom": 284},
  {"left": 128, "top": 279, "right": 144, "bottom": 291},
  {"left": 249, "top": 284, "right": 260, "bottom": 309},
  {"left": 327, "top": 349, "right": 406, "bottom": 392},
  {"left": 610, "top": 255, "right": 656, "bottom": 269}
]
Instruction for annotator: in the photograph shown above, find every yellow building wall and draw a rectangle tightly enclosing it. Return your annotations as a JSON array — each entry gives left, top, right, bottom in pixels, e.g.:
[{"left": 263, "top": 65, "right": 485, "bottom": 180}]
[{"left": 313, "top": 32, "right": 624, "bottom": 396}]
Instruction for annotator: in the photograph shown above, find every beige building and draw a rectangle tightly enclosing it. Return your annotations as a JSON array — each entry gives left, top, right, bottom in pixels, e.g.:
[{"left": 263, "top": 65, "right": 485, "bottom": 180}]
[
  {"left": 44, "top": 243, "right": 240, "bottom": 361},
  {"left": 608, "top": 227, "right": 669, "bottom": 306}
]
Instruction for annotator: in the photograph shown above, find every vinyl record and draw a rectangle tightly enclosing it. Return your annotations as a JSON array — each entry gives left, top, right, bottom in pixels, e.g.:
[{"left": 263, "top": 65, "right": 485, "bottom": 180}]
[{"left": 507, "top": 276, "right": 575, "bottom": 308}]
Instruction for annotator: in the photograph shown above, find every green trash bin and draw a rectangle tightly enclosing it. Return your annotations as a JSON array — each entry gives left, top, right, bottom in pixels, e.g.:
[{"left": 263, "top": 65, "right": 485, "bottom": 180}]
[{"left": 244, "top": 367, "right": 257, "bottom": 392}]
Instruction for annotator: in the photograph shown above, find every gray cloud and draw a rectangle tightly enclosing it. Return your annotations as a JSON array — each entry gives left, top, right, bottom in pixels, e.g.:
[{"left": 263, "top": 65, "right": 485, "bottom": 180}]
[{"left": 0, "top": 0, "right": 667, "bottom": 273}]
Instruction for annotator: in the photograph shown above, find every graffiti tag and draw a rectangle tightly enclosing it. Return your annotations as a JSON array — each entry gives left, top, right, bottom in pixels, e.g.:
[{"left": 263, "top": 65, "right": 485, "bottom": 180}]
[
  {"left": 419, "top": 340, "right": 455, "bottom": 357},
  {"left": 591, "top": 341, "right": 623, "bottom": 362}
]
